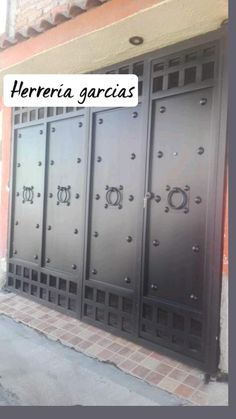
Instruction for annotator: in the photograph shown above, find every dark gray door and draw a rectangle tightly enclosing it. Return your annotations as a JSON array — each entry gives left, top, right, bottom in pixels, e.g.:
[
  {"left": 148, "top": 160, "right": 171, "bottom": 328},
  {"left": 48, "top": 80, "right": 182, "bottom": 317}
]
[{"left": 141, "top": 88, "right": 213, "bottom": 361}]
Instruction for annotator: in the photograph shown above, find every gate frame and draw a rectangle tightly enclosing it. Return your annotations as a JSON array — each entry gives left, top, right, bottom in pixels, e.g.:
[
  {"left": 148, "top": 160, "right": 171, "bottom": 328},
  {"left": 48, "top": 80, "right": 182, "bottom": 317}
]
[{"left": 7, "top": 27, "right": 228, "bottom": 375}]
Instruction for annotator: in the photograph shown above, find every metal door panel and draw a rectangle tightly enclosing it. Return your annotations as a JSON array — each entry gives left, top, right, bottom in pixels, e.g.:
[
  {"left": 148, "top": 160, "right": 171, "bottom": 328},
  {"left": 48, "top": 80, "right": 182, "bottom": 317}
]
[
  {"left": 44, "top": 116, "right": 86, "bottom": 275},
  {"left": 145, "top": 88, "right": 213, "bottom": 308},
  {"left": 11, "top": 125, "right": 45, "bottom": 263},
  {"left": 88, "top": 106, "right": 143, "bottom": 290}
]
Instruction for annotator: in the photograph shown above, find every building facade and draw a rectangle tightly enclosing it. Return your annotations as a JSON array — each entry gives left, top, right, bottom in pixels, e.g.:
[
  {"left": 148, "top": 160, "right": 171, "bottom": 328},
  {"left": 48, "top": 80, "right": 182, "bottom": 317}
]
[{"left": 0, "top": 0, "right": 228, "bottom": 374}]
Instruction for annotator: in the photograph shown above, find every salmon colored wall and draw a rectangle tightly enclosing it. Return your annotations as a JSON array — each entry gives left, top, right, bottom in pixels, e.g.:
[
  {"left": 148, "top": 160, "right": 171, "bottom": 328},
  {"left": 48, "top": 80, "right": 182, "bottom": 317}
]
[{"left": 0, "top": 99, "right": 11, "bottom": 258}]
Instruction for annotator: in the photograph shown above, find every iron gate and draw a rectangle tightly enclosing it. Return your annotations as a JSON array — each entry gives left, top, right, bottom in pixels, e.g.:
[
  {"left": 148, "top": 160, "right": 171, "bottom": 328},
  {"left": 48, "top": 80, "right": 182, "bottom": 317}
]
[{"left": 7, "top": 34, "right": 227, "bottom": 373}]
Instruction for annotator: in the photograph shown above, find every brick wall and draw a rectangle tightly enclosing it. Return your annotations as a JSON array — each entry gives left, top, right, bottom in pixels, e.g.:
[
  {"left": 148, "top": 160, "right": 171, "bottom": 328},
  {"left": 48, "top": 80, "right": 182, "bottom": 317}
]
[{"left": 9, "top": 0, "right": 71, "bottom": 35}]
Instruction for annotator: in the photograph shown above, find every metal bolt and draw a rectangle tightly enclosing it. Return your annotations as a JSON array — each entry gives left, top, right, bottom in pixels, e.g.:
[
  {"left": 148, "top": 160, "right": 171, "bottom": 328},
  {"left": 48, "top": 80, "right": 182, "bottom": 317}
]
[
  {"left": 78, "top": 122, "right": 83, "bottom": 127},
  {"left": 93, "top": 231, "right": 99, "bottom": 237},
  {"left": 198, "top": 147, "right": 205, "bottom": 155},
  {"left": 74, "top": 229, "right": 78, "bottom": 234},
  {"left": 92, "top": 269, "right": 97, "bottom": 275},
  {"left": 16, "top": 192, "right": 20, "bottom": 197},
  {"left": 67, "top": 202, "right": 70, "bottom": 206},
  {"left": 48, "top": 225, "right": 52, "bottom": 230},
  {"left": 18, "top": 134, "right": 22, "bottom": 138},
  {"left": 129, "top": 195, "right": 134, "bottom": 201},
  {"left": 105, "top": 185, "right": 109, "bottom": 190},
  {"left": 40, "top": 130, "right": 43, "bottom": 135},
  {"left": 98, "top": 118, "right": 103, "bottom": 124},
  {"left": 150, "top": 284, "right": 158, "bottom": 290},
  {"left": 200, "top": 98, "right": 207, "bottom": 105},
  {"left": 160, "top": 106, "right": 166, "bottom": 113},
  {"left": 104, "top": 203, "right": 108, "bottom": 209},
  {"left": 126, "top": 236, "right": 132, "bottom": 243},
  {"left": 124, "top": 277, "right": 131, "bottom": 284},
  {"left": 50, "top": 160, "right": 54, "bottom": 166},
  {"left": 145, "top": 192, "right": 152, "bottom": 200},
  {"left": 184, "top": 208, "right": 189, "bottom": 214},
  {"left": 34, "top": 255, "right": 38, "bottom": 260},
  {"left": 118, "top": 204, "right": 122, "bottom": 209},
  {"left": 157, "top": 151, "right": 163, "bottom": 158},
  {"left": 97, "top": 156, "right": 102, "bottom": 163},
  {"left": 36, "top": 224, "right": 40, "bottom": 229},
  {"left": 46, "top": 257, "right": 50, "bottom": 263},
  {"left": 14, "top": 250, "right": 17, "bottom": 255},
  {"left": 77, "top": 157, "right": 81, "bottom": 163},
  {"left": 152, "top": 240, "right": 160, "bottom": 247},
  {"left": 72, "top": 264, "right": 77, "bottom": 270},
  {"left": 130, "top": 153, "right": 136, "bottom": 161},
  {"left": 195, "top": 196, "right": 202, "bottom": 204},
  {"left": 184, "top": 185, "right": 190, "bottom": 191},
  {"left": 132, "top": 112, "right": 138, "bottom": 118},
  {"left": 166, "top": 185, "right": 171, "bottom": 191},
  {"left": 165, "top": 206, "right": 169, "bottom": 213},
  {"left": 52, "top": 127, "right": 56, "bottom": 132},
  {"left": 38, "top": 161, "right": 42, "bottom": 166},
  {"left": 155, "top": 195, "right": 161, "bottom": 203},
  {"left": 119, "top": 185, "right": 123, "bottom": 190},
  {"left": 95, "top": 194, "right": 100, "bottom": 200},
  {"left": 173, "top": 151, "right": 178, "bottom": 156},
  {"left": 49, "top": 193, "right": 53, "bottom": 198},
  {"left": 57, "top": 202, "right": 60, "bottom": 206},
  {"left": 15, "top": 221, "right": 19, "bottom": 226},
  {"left": 192, "top": 245, "right": 200, "bottom": 253},
  {"left": 190, "top": 293, "right": 198, "bottom": 301},
  {"left": 37, "top": 193, "right": 41, "bottom": 198},
  {"left": 17, "top": 163, "right": 21, "bottom": 168},
  {"left": 75, "top": 193, "right": 80, "bottom": 199}
]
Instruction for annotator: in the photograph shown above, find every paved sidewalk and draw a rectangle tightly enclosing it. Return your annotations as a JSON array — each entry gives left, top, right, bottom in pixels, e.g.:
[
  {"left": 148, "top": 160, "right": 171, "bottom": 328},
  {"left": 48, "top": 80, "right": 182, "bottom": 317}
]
[{"left": 0, "top": 291, "right": 228, "bottom": 406}]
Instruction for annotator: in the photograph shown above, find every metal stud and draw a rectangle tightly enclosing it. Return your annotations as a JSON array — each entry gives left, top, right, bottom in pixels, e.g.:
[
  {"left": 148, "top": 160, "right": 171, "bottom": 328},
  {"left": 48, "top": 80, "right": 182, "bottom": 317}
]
[
  {"left": 155, "top": 195, "right": 161, "bottom": 203},
  {"left": 184, "top": 208, "right": 189, "bottom": 214},
  {"left": 104, "top": 203, "right": 108, "bottom": 209},
  {"left": 92, "top": 269, "right": 97, "bottom": 275},
  {"left": 184, "top": 185, "right": 190, "bottom": 191},
  {"left": 95, "top": 194, "right": 100, "bottom": 200},
  {"left": 67, "top": 202, "right": 70, "bottom": 206},
  {"left": 200, "top": 98, "right": 207, "bottom": 105},
  {"left": 160, "top": 106, "right": 166, "bottom": 113},
  {"left": 17, "top": 163, "right": 21, "bottom": 168},
  {"left": 126, "top": 236, "right": 132, "bottom": 243},
  {"left": 35, "top": 224, "right": 40, "bottom": 229},
  {"left": 152, "top": 240, "right": 160, "bottom": 247},
  {"left": 165, "top": 206, "right": 169, "bottom": 213},
  {"left": 39, "top": 130, "right": 43, "bottom": 135},
  {"left": 166, "top": 185, "right": 171, "bottom": 191},
  {"left": 16, "top": 192, "right": 20, "bottom": 197},
  {"left": 105, "top": 185, "right": 109, "bottom": 190},
  {"left": 48, "top": 226, "right": 52, "bottom": 230},
  {"left": 15, "top": 221, "right": 19, "bottom": 226},
  {"left": 150, "top": 284, "right": 158, "bottom": 290},
  {"left": 173, "top": 152, "right": 178, "bottom": 156},
  {"left": 46, "top": 257, "right": 50, "bottom": 263},
  {"left": 49, "top": 193, "right": 53, "bottom": 198},
  {"left": 78, "top": 122, "right": 83, "bottom": 127},
  {"left": 157, "top": 151, "right": 163, "bottom": 158},
  {"left": 190, "top": 293, "right": 198, "bottom": 301},
  {"left": 14, "top": 250, "right": 17, "bottom": 255},
  {"left": 77, "top": 157, "right": 81, "bottom": 163},
  {"left": 72, "top": 264, "right": 77, "bottom": 270},
  {"left": 192, "top": 245, "right": 200, "bottom": 253},
  {"left": 75, "top": 193, "right": 80, "bottom": 199},
  {"left": 52, "top": 127, "right": 56, "bottom": 132},
  {"left": 34, "top": 255, "right": 38, "bottom": 260},
  {"left": 124, "top": 277, "right": 131, "bottom": 284},
  {"left": 132, "top": 112, "right": 138, "bottom": 118},
  {"left": 38, "top": 161, "right": 42, "bottom": 166},
  {"left": 130, "top": 153, "right": 136, "bottom": 160},
  {"left": 98, "top": 118, "right": 103, "bottom": 124},
  {"left": 37, "top": 193, "right": 41, "bottom": 198},
  {"left": 74, "top": 229, "right": 78, "bottom": 234},
  {"left": 119, "top": 185, "right": 123, "bottom": 190},
  {"left": 198, "top": 147, "right": 205, "bottom": 155},
  {"left": 129, "top": 195, "right": 134, "bottom": 201},
  {"left": 195, "top": 196, "right": 202, "bottom": 204},
  {"left": 118, "top": 204, "right": 122, "bottom": 209},
  {"left": 97, "top": 156, "right": 102, "bottom": 163},
  {"left": 50, "top": 160, "right": 54, "bottom": 166},
  {"left": 93, "top": 231, "right": 99, "bottom": 237},
  {"left": 18, "top": 134, "right": 22, "bottom": 138}
]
